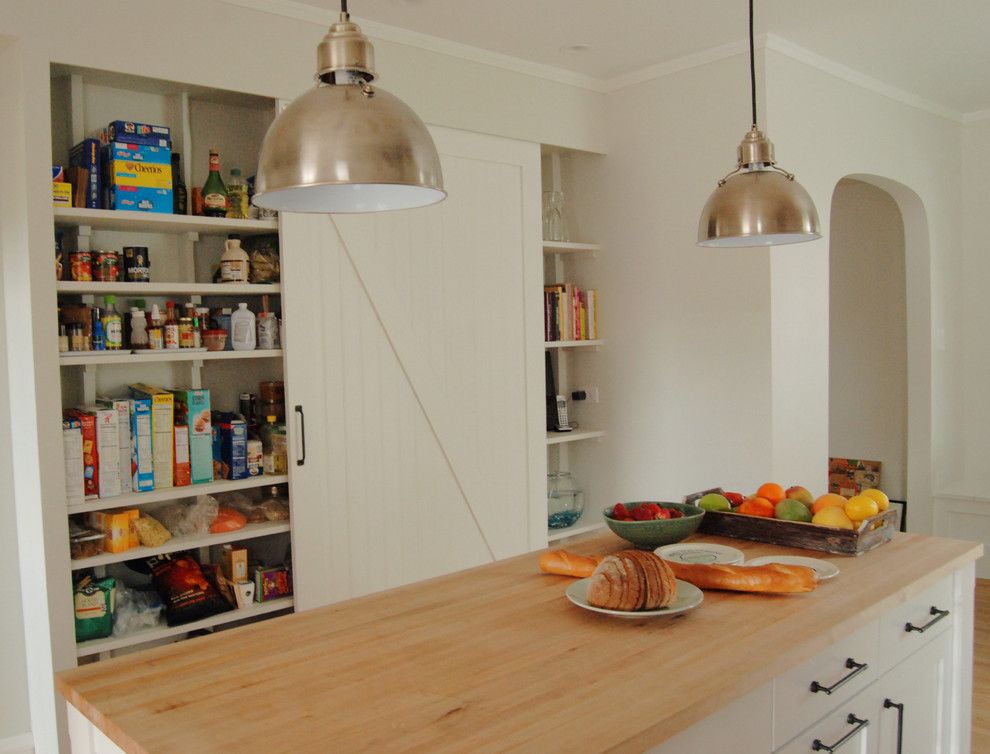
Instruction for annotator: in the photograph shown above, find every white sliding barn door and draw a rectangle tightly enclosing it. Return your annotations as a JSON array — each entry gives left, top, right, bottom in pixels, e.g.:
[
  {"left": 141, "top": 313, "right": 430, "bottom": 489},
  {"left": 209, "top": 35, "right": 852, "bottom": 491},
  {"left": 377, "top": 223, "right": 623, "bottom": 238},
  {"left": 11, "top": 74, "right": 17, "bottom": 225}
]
[{"left": 282, "top": 127, "right": 545, "bottom": 609}]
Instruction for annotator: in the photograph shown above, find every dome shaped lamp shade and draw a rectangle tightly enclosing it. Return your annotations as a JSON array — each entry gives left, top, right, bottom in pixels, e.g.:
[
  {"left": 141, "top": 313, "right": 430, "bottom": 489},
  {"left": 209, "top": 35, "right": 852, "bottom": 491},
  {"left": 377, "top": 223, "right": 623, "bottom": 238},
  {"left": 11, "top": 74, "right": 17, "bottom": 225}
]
[
  {"left": 697, "top": 0, "right": 819, "bottom": 247},
  {"left": 253, "top": 5, "right": 445, "bottom": 214}
]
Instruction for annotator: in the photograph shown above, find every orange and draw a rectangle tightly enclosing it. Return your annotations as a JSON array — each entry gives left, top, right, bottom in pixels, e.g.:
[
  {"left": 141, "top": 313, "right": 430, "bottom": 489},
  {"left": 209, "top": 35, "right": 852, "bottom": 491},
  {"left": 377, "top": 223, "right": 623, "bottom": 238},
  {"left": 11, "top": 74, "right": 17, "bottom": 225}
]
[
  {"left": 812, "top": 493, "right": 847, "bottom": 515},
  {"left": 737, "top": 496, "right": 775, "bottom": 518},
  {"left": 860, "top": 488, "right": 890, "bottom": 512},
  {"left": 756, "top": 482, "right": 786, "bottom": 505},
  {"left": 845, "top": 494, "right": 879, "bottom": 523}
]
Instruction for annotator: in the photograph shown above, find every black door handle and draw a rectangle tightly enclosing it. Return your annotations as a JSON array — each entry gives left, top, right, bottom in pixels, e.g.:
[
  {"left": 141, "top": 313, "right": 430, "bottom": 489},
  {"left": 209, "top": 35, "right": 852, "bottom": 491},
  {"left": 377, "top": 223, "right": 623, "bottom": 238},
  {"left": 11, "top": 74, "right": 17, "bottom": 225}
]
[
  {"left": 294, "top": 404, "right": 306, "bottom": 466},
  {"left": 883, "top": 699, "right": 904, "bottom": 754},
  {"left": 905, "top": 606, "right": 949, "bottom": 633}
]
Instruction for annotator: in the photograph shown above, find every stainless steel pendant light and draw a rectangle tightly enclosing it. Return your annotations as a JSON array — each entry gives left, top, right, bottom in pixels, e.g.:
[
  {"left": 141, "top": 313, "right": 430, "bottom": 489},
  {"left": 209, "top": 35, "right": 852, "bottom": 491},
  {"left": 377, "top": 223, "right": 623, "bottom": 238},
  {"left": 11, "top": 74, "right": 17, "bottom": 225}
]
[
  {"left": 697, "top": 0, "right": 819, "bottom": 246},
  {"left": 253, "top": 0, "right": 445, "bottom": 213}
]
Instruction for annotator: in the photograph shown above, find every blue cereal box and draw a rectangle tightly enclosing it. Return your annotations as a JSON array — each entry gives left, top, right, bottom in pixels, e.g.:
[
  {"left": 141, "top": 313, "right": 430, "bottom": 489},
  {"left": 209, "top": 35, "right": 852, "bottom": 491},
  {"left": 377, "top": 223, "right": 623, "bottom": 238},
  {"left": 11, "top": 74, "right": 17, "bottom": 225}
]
[
  {"left": 170, "top": 389, "right": 213, "bottom": 484},
  {"left": 110, "top": 185, "right": 173, "bottom": 213},
  {"left": 107, "top": 120, "right": 172, "bottom": 147},
  {"left": 69, "top": 139, "right": 102, "bottom": 209},
  {"left": 128, "top": 397, "right": 154, "bottom": 492},
  {"left": 212, "top": 412, "right": 248, "bottom": 480}
]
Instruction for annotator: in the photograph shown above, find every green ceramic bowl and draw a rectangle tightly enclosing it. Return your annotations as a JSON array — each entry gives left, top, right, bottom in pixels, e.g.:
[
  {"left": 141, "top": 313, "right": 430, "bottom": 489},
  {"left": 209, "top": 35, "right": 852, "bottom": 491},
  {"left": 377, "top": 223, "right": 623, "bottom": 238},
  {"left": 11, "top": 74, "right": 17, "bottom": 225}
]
[{"left": 603, "top": 502, "right": 705, "bottom": 549}]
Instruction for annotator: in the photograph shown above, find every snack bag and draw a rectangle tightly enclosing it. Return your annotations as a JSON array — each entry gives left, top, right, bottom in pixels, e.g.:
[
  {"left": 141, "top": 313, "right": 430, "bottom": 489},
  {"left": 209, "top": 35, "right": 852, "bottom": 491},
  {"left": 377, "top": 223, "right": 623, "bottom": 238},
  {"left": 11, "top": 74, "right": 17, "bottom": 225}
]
[
  {"left": 148, "top": 553, "right": 232, "bottom": 626},
  {"left": 74, "top": 576, "right": 116, "bottom": 641}
]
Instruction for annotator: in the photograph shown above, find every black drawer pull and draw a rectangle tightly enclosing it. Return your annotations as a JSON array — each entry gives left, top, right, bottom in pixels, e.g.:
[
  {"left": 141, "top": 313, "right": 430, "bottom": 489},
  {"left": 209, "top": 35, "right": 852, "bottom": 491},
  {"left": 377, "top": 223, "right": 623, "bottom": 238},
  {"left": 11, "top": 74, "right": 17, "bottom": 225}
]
[
  {"left": 905, "top": 606, "right": 949, "bottom": 633},
  {"left": 883, "top": 699, "right": 904, "bottom": 754},
  {"left": 810, "top": 658, "right": 868, "bottom": 695},
  {"left": 812, "top": 714, "right": 870, "bottom": 752}
]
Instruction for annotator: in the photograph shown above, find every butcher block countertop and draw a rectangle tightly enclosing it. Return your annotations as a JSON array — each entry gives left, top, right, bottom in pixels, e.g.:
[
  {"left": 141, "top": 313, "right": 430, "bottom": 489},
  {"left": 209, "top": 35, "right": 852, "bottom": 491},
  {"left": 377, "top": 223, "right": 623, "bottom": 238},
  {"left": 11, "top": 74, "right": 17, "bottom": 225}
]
[{"left": 57, "top": 532, "right": 981, "bottom": 753}]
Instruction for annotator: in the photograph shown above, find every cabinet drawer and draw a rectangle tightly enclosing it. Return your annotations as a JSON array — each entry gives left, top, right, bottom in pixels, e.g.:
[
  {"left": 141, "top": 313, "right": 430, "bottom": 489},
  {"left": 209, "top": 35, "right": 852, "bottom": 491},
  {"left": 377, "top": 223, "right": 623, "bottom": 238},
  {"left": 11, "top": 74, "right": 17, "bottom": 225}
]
[
  {"left": 773, "top": 619, "right": 879, "bottom": 749},
  {"left": 775, "top": 682, "right": 880, "bottom": 754},
  {"left": 878, "top": 575, "right": 953, "bottom": 673}
]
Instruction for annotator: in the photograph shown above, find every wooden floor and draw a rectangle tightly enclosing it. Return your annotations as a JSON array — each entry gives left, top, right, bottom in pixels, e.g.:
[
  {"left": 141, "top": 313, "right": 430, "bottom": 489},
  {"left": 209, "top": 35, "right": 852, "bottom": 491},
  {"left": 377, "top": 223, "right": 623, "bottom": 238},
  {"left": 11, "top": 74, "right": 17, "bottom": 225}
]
[{"left": 973, "top": 579, "right": 990, "bottom": 751}]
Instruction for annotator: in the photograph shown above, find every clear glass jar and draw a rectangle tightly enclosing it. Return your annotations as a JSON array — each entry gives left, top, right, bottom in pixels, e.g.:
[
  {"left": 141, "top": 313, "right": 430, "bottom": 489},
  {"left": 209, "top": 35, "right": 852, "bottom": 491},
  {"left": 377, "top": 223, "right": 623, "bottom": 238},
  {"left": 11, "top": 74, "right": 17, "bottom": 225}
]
[{"left": 548, "top": 471, "right": 584, "bottom": 529}]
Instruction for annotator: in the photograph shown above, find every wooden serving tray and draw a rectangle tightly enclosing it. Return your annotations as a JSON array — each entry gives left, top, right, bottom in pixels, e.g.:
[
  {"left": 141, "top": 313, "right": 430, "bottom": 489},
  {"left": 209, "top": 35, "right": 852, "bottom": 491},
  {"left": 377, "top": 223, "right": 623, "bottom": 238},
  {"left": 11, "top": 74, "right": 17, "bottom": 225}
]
[{"left": 695, "top": 507, "right": 902, "bottom": 556}]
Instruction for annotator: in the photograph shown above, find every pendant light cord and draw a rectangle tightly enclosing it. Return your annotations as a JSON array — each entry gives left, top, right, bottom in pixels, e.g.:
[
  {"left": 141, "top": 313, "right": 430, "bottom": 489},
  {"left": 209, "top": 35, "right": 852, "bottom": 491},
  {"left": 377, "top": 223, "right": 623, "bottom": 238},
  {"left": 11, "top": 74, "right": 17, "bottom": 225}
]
[
  {"left": 341, "top": 0, "right": 348, "bottom": 15},
  {"left": 749, "top": 0, "right": 757, "bottom": 128}
]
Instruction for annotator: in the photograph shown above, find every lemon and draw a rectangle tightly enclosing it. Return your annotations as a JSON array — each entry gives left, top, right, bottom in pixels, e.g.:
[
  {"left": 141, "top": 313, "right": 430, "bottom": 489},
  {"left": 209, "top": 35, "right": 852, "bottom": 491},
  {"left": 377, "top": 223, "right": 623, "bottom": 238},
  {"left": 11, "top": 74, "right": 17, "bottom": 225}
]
[
  {"left": 812, "top": 506, "right": 855, "bottom": 529},
  {"left": 861, "top": 488, "right": 890, "bottom": 511},
  {"left": 845, "top": 494, "right": 879, "bottom": 523}
]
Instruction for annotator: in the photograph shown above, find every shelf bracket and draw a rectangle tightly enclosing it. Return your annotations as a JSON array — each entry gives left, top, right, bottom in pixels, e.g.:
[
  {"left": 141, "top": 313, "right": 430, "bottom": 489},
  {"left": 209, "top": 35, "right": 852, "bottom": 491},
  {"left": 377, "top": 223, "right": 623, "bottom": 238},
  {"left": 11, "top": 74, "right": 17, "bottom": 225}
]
[
  {"left": 181, "top": 232, "right": 199, "bottom": 284},
  {"left": 82, "top": 364, "right": 98, "bottom": 406},
  {"left": 191, "top": 359, "right": 204, "bottom": 389}
]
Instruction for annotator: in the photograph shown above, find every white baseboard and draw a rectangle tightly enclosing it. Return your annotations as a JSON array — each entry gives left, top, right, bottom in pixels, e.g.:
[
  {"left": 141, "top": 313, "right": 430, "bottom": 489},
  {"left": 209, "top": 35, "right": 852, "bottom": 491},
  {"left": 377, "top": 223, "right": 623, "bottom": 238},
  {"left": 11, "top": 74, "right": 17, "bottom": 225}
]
[
  {"left": 0, "top": 732, "right": 34, "bottom": 754},
  {"left": 934, "top": 495, "right": 990, "bottom": 578}
]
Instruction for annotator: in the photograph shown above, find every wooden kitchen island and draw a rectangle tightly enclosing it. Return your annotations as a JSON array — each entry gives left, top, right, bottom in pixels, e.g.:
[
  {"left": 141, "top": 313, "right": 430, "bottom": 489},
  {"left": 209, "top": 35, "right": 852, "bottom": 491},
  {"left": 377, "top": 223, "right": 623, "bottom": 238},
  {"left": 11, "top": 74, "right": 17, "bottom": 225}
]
[{"left": 57, "top": 532, "right": 981, "bottom": 753}]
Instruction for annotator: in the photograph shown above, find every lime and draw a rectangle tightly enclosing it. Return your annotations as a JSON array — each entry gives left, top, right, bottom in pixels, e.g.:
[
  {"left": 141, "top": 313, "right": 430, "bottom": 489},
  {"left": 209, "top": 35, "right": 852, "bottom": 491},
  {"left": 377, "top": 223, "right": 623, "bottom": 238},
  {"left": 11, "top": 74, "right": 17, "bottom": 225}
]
[
  {"left": 698, "top": 493, "right": 732, "bottom": 512},
  {"left": 775, "top": 498, "right": 813, "bottom": 522}
]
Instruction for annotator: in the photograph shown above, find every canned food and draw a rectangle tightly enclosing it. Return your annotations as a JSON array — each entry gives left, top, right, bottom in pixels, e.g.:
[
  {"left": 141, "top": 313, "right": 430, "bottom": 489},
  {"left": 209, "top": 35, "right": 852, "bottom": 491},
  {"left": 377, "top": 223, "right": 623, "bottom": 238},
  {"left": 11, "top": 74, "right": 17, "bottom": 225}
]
[
  {"left": 123, "top": 246, "right": 151, "bottom": 282},
  {"left": 93, "top": 250, "right": 120, "bottom": 282},
  {"left": 70, "top": 251, "right": 92, "bottom": 281}
]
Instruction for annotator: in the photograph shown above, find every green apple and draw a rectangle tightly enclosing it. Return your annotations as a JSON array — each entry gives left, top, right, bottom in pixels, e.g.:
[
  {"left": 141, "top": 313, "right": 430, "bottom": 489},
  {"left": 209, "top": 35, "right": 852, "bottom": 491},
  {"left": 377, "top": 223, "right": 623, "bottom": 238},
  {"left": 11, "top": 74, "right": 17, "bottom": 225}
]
[
  {"left": 776, "top": 498, "right": 813, "bottom": 522},
  {"left": 699, "top": 493, "right": 732, "bottom": 512}
]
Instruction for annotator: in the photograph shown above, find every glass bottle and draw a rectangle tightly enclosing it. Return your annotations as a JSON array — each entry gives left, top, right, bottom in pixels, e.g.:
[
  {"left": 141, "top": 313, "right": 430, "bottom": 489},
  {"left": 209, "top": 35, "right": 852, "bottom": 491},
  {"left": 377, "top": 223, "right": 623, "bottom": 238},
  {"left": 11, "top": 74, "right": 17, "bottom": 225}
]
[
  {"left": 225, "top": 168, "right": 249, "bottom": 220},
  {"left": 547, "top": 470, "right": 584, "bottom": 529},
  {"left": 91, "top": 306, "right": 104, "bottom": 351},
  {"left": 202, "top": 149, "right": 228, "bottom": 218},
  {"left": 164, "top": 300, "right": 180, "bottom": 350},
  {"left": 171, "top": 153, "right": 188, "bottom": 215}
]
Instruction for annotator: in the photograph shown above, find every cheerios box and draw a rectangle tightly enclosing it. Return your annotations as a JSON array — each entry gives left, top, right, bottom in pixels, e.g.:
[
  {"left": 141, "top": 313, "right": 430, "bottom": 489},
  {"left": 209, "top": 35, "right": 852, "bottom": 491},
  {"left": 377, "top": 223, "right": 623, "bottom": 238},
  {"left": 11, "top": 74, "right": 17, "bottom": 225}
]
[
  {"left": 169, "top": 389, "right": 212, "bottom": 484},
  {"left": 128, "top": 384, "right": 173, "bottom": 489}
]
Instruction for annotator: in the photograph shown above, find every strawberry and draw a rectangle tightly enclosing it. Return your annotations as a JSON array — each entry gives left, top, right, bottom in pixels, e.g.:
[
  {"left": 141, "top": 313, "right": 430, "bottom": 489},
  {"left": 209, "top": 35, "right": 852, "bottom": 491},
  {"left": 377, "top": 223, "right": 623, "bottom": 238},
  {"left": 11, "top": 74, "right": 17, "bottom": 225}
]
[
  {"left": 632, "top": 506, "right": 655, "bottom": 521},
  {"left": 612, "top": 503, "right": 630, "bottom": 520},
  {"left": 654, "top": 508, "right": 671, "bottom": 520}
]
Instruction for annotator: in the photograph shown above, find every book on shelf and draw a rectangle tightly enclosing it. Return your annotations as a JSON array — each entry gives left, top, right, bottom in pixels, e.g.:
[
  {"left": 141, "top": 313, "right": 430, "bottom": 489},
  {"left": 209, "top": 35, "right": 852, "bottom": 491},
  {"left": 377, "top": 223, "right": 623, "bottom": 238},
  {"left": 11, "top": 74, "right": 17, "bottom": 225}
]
[{"left": 543, "top": 283, "right": 599, "bottom": 342}]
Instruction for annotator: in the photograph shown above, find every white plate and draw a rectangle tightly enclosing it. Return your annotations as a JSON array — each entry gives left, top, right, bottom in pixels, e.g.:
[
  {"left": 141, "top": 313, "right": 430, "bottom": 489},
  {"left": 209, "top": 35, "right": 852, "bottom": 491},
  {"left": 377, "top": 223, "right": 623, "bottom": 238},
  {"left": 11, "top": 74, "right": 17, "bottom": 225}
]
[
  {"left": 654, "top": 543, "right": 745, "bottom": 565},
  {"left": 565, "top": 578, "right": 703, "bottom": 618},
  {"left": 746, "top": 555, "right": 840, "bottom": 581}
]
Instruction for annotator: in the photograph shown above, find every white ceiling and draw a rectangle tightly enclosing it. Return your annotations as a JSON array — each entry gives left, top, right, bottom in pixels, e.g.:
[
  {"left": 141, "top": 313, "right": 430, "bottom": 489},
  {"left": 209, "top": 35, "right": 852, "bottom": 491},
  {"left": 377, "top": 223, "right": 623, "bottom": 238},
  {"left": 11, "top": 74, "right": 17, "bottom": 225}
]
[{"left": 291, "top": 0, "right": 990, "bottom": 117}]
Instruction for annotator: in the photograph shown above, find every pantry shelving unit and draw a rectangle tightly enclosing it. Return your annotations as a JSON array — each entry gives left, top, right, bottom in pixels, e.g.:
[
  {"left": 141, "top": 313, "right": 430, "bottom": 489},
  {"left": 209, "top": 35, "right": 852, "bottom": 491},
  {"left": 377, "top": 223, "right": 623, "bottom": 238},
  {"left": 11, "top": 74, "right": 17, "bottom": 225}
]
[
  {"left": 541, "top": 147, "right": 609, "bottom": 544},
  {"left": 50, "top": 64, "right": 295, "bottom": 662}
]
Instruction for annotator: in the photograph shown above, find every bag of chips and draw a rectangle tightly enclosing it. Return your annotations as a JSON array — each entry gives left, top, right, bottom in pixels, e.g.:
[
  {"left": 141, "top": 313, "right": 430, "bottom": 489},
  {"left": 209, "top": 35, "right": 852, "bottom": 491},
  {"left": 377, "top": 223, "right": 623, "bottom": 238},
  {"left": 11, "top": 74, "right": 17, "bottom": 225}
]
[{"left": 148, "top": 554, "right": 232, "bottom": 626}]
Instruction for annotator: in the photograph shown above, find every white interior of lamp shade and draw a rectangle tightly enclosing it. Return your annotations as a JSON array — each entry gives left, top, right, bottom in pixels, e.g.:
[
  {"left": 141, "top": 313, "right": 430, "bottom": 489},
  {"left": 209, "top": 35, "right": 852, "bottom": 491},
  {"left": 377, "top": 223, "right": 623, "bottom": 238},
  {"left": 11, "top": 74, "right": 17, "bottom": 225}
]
[
  {"left": 698, "top": 231, "right": 822, "bottom": 247},
  {"left": 252, "top": 183, "right": 447, "bottom": 214}
]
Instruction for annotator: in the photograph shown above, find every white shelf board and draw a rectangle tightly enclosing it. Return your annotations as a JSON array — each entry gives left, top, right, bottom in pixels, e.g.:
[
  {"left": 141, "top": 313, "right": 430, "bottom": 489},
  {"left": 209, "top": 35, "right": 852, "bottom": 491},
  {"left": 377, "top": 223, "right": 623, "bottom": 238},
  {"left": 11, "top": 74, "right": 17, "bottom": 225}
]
[
  {"left": 53, "top": 206, "right": 278, "bottom": 236},
  {"left": 67, "top": 475, "right": 288, "bottom": 515},
  {"left": 545, "top": 339, "right": 603, "bottom": 349},
  {"left": 57, "top": 281, "right": 281, "bottom": 296},
  {"left": 75, "top": 597, "right": 294, "bottom": 657},
  {"left": 542, "top": 241, "right": 601, "bottom": 254},
  {"left": 548, "top": 515, "right": 607, "bottom": 543},
  {"left": 546, "top": 429, "right": 605, "bottom": 445},
  {"left": 60, "top": 349, "right": 282, "bottom": 365},
  {"left": 70, "top": 521, "right": 291, "bottom": 569}
]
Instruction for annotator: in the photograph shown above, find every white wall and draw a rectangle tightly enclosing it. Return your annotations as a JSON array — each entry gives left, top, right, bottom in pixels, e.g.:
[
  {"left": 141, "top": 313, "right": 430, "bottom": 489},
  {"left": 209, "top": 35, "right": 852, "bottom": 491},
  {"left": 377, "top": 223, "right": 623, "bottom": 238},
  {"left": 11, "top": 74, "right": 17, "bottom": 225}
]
[
  {"left": 765, "top": 47, "right": 964, "bottom": 534},
  {"left": 593, "top": 53, "right": 777, "bottom": 501},
  {"left": 828, "top": 178, "right": 907, "bottom": 500},
  {"left": 0, "top": 1, "right": 606, "bottom": 749}
]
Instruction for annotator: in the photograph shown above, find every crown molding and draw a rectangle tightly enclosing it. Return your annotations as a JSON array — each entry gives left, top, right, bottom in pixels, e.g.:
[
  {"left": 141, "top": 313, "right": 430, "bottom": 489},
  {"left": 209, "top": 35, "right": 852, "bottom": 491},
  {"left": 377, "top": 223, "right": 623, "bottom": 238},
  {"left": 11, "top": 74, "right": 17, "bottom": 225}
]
[
  {"left": 217, "top": 0, "right": 608, "bottom": 92},
  {"left": 218, "top": 0, "right": 980, "bottom": 121}
]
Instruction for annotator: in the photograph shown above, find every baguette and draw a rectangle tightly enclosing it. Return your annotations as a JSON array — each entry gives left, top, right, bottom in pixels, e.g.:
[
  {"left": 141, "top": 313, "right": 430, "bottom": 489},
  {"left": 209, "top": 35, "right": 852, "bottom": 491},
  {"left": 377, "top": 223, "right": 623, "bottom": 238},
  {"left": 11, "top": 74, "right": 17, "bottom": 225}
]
[
  {"left": 663, "top": 560, "right": 817, "bottom": 594},
  {"left": 539, "top": 550, "right": 602, "bottom": 578},
  {"left": 586, "top": 551, "right": 677, "bottom": 610}
]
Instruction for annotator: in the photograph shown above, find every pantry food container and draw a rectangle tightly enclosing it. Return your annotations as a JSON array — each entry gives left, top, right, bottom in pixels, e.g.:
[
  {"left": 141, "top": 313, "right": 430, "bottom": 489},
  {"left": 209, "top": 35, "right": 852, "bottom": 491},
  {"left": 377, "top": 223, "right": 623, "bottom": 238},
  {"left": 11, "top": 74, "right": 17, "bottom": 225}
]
[
  {"left": 684, "top": 489, "right": 901, "bottom": 556},
  {"left": 203, "top": 329, "right": 228, "bottom": 351}
]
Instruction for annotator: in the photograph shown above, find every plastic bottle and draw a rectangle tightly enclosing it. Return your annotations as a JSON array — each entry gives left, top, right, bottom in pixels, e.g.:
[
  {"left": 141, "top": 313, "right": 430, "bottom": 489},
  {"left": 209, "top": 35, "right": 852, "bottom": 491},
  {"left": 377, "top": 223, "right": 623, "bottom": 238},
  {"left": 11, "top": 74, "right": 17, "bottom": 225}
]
[
  {"left": 148, "top": 303, "right": 164, "bottom": 350},
  {"left": 230, "top": 302, "right": 256, "bottom": 351},
  {"left": 102, "top": 296, "right": 122, "bottom": 350},
  {"left": 226, "top": 168, "right": 249, "bottom": 220},
  {"left": 261, "top": 415, "right": 288, "bottom": 475},
  {"left": 129, "top": 308, "right": 148, "bottom": 349},
  {"left": 257, "top": 295, "right": 278, "bottom": 350},
  {"left": 220, "top": 237, "right": 250, "bottom": 283}
]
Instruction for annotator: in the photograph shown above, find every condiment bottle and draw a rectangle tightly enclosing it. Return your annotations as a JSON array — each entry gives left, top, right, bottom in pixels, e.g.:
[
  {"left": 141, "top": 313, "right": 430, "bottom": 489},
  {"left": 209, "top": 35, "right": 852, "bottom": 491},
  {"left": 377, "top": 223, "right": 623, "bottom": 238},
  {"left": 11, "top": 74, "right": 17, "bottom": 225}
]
[
  {"left": 261, "top": 416, "right": 288, "bottom": 475},
  {"left": 257, "top": 295, "right": 278, "bottom": 350},
  {"left": 102, "top": 296, "right": 122, "bottom": 350},
  {"left": 202, "top": 149, "right": 228, "bottom": 218},
  {"left": 230, "top": 302, "right": 256, "bottom": 351},
  {"left": 225, "top": 168, "right": 249, "bottom": 220},
  {"left": 164, "top": 300, "right": 180, "bottom": 349},
  {"left": 220, "top": 237, "right": 250, "bottom": 283},
  {"left": 91, "top": 306, "right": 105, "bottom": 351},
  {"left": 129, "top": 308, "right": 148, "bottom": 350},
  {"left": 58, "top": 323, "right": 68, "bottom": 353}
]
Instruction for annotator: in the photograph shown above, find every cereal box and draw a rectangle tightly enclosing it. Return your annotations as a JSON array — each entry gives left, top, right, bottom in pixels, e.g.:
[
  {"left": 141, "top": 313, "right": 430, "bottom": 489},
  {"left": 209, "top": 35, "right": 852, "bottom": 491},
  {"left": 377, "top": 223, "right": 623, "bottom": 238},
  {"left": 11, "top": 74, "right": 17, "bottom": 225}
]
[
  {"left": 169, "top": 389, "right": 212, "bottom": 484},
  {"left": 52, "top": 181, "right": 72, "bottom": 207},
  {"left": 129, "top": 397, "right": 154, "bottom": 492},
  {"left": 128, "top": 385, "right": 173, "bottom": 489},
  {"left": 211, "top": 412, "right": 247, "bottom": 480},
  {"left": 97, "top": 398, "right": 132, "bottom": 494},
  {"left": 64, "top": 409, "right": 97, "bottom": 499},
  {"left": 107, "top": 120, "right": 171, "bottom": 145},
  {"left": 62, "top": 417, "right": 84, "bottom": 506},
  {"left": 90, "top": 406, "right": 121, "bottom": 498},
  {"left": 173, "top": 425, "right": 191, "bottom": 487}
]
